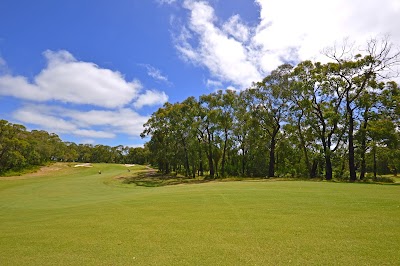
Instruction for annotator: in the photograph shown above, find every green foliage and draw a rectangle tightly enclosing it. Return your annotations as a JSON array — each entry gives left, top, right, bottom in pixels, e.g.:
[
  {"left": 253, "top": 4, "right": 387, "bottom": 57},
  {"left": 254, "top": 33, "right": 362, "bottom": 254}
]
[
  {"left": 365, "top": 174, "right": 395, "bottom": 183},
  {"left": 0, "top": 119, "right": 150, "bottom": 175}
]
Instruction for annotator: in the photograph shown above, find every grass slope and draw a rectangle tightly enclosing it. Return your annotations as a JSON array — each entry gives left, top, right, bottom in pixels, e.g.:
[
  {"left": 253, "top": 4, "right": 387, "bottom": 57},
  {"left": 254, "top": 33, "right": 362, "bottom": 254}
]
[{"left": 0, "top": 163, "right": 399, "bottom": 265}]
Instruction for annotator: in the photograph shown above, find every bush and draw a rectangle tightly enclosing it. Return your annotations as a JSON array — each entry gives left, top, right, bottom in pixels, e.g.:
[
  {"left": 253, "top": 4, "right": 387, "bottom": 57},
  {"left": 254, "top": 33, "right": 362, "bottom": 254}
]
[
  {"left": 369, "top": 175, "right": 395, "bottom": 183},
  {"left": 364, "top": 173, "right": 394, "bottom": 183}
]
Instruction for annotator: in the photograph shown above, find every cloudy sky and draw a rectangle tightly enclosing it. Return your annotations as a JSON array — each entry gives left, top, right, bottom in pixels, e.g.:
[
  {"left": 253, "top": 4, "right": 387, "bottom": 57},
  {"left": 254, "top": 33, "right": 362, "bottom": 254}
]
[{"left": 0, "top": 0, "right": 399, "bottom": 146}]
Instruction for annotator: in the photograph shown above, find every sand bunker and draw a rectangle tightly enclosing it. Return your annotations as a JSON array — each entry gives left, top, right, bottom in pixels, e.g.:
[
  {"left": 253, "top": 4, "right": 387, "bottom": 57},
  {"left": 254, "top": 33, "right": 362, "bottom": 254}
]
[
  {"left": 74, "top": 163, "right": 93, "bottom": 168},
  {"left": 124, "top": 164, "right": 135, "bottom": 167}
]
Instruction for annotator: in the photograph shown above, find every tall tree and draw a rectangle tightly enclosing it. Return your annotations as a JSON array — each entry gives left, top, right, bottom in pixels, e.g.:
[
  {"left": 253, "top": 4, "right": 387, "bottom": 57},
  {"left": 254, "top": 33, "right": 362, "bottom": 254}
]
[
  {"left": 251, "top": 64, "right": 292, "bottom": 177},
  {"left": 324, "top": 37, "right": 400, "bottom": 181}
]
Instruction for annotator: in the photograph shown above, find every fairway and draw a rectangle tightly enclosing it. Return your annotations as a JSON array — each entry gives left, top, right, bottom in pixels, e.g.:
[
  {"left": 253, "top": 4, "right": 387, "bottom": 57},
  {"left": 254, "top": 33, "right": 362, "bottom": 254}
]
[{"left": 0, "top": 164, "right": 399, "bottom": 265}]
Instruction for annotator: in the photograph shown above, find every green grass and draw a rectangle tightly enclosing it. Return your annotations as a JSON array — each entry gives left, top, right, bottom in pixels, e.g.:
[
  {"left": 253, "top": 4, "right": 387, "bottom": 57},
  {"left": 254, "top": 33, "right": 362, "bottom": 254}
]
[{"left": 1, "top": 163, "right": 399, "bottom": 265}]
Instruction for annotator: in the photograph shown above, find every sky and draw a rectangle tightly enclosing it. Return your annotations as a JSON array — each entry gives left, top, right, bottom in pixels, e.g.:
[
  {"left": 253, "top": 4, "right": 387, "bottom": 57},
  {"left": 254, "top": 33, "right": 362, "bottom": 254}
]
[{"left": 0, "top": 0, "right": 399, "bottom": 147}]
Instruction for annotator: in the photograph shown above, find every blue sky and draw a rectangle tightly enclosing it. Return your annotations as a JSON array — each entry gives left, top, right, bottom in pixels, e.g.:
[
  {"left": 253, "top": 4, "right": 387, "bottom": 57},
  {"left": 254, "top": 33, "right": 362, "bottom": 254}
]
[{"left": 0, "top": 0, "right": 399, "bottom": 147}]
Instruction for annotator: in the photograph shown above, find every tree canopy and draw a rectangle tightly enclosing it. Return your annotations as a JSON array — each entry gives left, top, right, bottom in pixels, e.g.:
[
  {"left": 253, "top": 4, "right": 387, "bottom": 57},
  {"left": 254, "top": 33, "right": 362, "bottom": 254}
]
[{"left": 142, "top": 38, "right": 400, "bottom": 181}]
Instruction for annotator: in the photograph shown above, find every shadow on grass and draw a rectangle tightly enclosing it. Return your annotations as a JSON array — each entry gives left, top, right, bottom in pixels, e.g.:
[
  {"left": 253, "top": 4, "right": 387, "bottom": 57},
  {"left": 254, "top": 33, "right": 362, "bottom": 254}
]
[
  {"left": 121, "top": 172, "right": 213, "bottom": 187},
  {"left": 119, "top": 170, "right": 400, "bottom": 187}
]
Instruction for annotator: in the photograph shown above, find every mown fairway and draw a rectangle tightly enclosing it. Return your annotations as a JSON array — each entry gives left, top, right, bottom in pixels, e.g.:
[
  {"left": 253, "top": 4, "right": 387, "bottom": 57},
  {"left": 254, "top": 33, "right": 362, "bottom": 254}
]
[{"left": 0, "top": 164, "right": 399, "bottom": 265}]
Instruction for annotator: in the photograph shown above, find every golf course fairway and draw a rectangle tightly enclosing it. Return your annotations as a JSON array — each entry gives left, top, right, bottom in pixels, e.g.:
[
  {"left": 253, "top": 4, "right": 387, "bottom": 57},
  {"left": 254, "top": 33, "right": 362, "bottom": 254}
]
[{"left": 0, "top": 163, "right": 399, "bottom": 265}]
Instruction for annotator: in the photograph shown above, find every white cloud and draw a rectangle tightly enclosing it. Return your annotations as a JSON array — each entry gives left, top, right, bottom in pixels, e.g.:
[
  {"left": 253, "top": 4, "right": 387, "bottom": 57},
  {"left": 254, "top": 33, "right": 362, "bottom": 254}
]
[
  {"left": 157, "top": 0, "right": 177, "bottom": 4},
  {"left": 74, "top": 129, "right": 115, "bottom": 139},
  {"left": 222, "top": 15, "right": 250, "bottom": 43},
  {"left": 174, "top": 0, "right": 400, "bottom": 88},
  {"left": 206, "top": 79, "right": 223, "bottom": 88},
  {"left": 1, "top": 50, "right": 170, "bottom": 143},
  {"left": 66, "top": 108, "right": 149, "bottom": 136},
  {"left": 0, "top": 50, "right": 143, "bottom": 108},
  {"left": 13, "top": 106, "right": 76, "bottom": 132},
  {"left": 176, "top": 0, "right": 262, "bottom": 88},
  {"left": 141, "top": 64, "right": 171, "bottom": 84},
  {"left": 127, "top": 143, "right": 145, "bottom": 148},
  {"left": 133, "top": 90, "right": 169, "bottom": 109},
  {"left": 13, "top": 104, "right": 150, "bottom": 140}
]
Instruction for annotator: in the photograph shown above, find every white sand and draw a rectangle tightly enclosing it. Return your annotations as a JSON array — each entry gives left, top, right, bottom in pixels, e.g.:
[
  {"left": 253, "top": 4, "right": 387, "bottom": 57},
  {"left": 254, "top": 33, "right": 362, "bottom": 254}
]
[{"left": 74, "top": 163, "right": 93, "bottom": 168}]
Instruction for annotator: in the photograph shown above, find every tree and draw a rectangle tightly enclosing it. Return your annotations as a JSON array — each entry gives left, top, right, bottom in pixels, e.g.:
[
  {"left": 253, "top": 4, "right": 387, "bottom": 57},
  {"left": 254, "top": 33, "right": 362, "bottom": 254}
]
[
  {"left": 324, "top": 37, "right": 400, "bottom": 181},
  {"left": 250, "top": 64, "right": 292, "bottom": 177}
]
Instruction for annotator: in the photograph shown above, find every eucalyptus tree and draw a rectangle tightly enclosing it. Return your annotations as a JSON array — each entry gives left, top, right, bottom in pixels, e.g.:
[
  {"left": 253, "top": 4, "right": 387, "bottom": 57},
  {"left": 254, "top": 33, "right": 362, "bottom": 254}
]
[
  {"left": 250, "top": 64, "right": 292, "bottom": 177},
  {"left": 141, "top": 103, "right": 177, "bottom": 174},
  {"left": 365, "top": 81, "right": 400, "bottom": 177},
  {"left": 142, "top": 98, "right": 202, "bottom": 176},
  {"left": 199, "top": 90, "right": 237, "bottom": 177},
  {"left": 367, "top": 118, "right": 398, "bottom": 177},
  {"left": 232, "top": 90, "right": 253, "bottom": 176},
  {"left": 198, "top": 93, "right": 221, "bottom": 178},
  {"left": 291, "top": 60, "right": 347, "bottom": 180},
  {"left": 181, "top": 96, "right": 205, "bottom": 177},
  {"left": 355, "top": 90, "right": 381, "bottom": 180},
  {"left": 289, "top": 61, "right": 319, "bottom": 178},
  {"left": 167, "top": 98, "right": 200, "bottom": 177},
  {"left": 324, "top": 37, "right": 400, "bottom": 181}
]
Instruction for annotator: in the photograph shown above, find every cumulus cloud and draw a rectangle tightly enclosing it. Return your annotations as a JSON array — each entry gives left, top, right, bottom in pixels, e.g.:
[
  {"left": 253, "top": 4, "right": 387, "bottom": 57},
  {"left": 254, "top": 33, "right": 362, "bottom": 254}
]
[
  {"left": 133, "top": 90, "right": 169, "bottom": 109},
  {"left": 176, "top": 0, "right": 262, "bottom": 88},
  {"left": 174, "top": 0, "right": 400, "bottom": 88},
  {"left": 0, "top": 50, "right": 169, "bottom": 109},
  {"left": 0, "top": 50, "right": 170, "bottom": 142},
  {"left": 13, "top": 104, "right": 149, "bottom": 139}
]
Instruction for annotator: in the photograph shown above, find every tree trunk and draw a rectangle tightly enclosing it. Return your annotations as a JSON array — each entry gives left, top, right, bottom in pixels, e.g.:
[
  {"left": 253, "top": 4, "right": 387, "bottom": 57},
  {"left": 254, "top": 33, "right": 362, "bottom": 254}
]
[
  {"left": 182, "top": 138, "right": 190, "bottom": 177},
  {"left": 191, "top": 160, "right": 196, "bottom": 178},
  {"left": 325, "top": 153, "right": 333, "bottom": 180},
  {"left": 165, "top": 162, "right": 170, "bottom": 175},
  {"left": 221, "top": 128, "right": 228, "bottom": 177},
  {"left": 197, "top": 138, "right": 204, "bottom": 176},
  {"left": 268, "top": 143, "right": 275, "bottom": 177},
  {"left": 348, "top": 105, "right": 357, "bottom": 182},
  {"left": 199, "top": 160, "right": 204, "bottom": 176},
  {"left": 373, "top": 144, "right": 377, "bottom": 178},
  {"left": 206, "top": 128, "right": 214, "bottom": 178},
  {"left": 359, "top": 107, "right": 369, "bottom": 180},
  {"left": 310, "top": 159, "right": 318, "bottom": 178},
  {"left": 268, "top": 132, "right": 277, "bottom": 177},
  {"left": 322, "top": 137, "right": 332, "bottom": 180},
  {"left": 208, "top": 153, "right": 214, "bottom": 178},
  {"left": 241, "top": 147, "right": 246, "bottom": 177},
  {"left": 297, "top": 115, "right": 312, "bottom": 178}
]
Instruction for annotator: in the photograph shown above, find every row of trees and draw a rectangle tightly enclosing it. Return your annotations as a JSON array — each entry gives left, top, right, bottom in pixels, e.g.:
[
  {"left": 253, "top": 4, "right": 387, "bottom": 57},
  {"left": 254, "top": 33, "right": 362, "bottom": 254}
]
[
  {"left": 0, "top": 119, "right": 149, "bottom": 174},
  {"left": 142, "top": 38, "right": 400, "bottom": 181}
]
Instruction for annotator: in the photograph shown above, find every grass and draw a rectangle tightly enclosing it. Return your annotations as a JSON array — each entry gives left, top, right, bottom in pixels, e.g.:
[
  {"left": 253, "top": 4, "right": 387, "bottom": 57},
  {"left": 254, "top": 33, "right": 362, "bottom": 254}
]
[{"left": 0, "top": 163, "right": 399, "bottom": 265}]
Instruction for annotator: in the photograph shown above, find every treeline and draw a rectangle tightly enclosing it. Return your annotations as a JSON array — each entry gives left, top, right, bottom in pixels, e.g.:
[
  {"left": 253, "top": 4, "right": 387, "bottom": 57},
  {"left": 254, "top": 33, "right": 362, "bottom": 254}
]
[
  {"left": 0, "top": 119, "right": 149, "bottom": 175},
  {"left": 142, "top": 38, "right": 400, "bottom": 181}
]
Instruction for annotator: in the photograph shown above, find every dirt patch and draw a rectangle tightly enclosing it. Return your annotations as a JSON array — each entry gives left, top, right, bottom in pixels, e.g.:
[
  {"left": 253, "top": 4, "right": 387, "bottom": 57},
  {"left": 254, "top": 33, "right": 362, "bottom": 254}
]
[{"left": 0, "top": 163, "right": 66, "bottom": 180}]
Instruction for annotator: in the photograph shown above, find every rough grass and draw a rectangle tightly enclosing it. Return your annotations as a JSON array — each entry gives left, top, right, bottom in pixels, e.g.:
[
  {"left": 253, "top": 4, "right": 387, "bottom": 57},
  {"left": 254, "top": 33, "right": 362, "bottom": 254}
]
[{"left": 0, "top": 163, "right": 399, "bottom": 265}]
